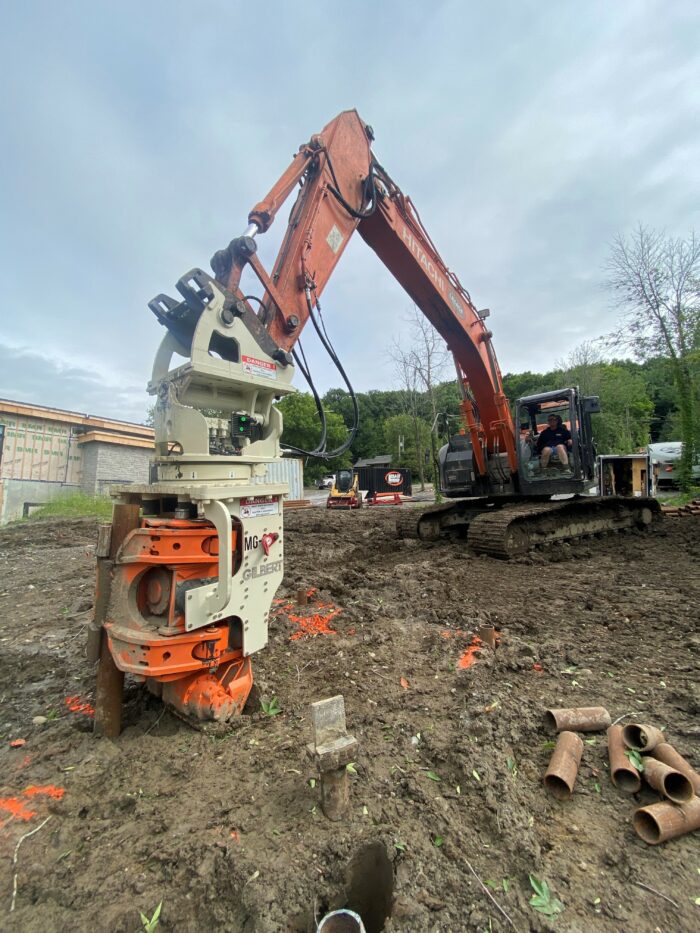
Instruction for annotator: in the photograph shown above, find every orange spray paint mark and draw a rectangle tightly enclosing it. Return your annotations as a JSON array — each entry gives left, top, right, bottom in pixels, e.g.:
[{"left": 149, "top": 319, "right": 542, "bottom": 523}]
[
  {"left": 288, "top": 608, "right": 342, "bottom": 640},
  {"left": 0, "top": 785, "right": 66, "bottom": 829},
  {"left": 457, "top": 636, "right": 484, "bottom": 670},
  {"left": 0, "top": 797, "right": 37, "bottom": 822},
  {"left": 65, "top": 696, "right": 95, "bottom": 716},
  {"left": 273, "top": 592, "right": 345, "bottom": 641},
  {"left": 24, "top": 786, "right": 65, "bottom": 800}
]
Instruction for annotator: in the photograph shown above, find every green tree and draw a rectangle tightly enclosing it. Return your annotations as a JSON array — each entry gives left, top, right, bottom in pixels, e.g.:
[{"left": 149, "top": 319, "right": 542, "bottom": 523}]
[
  {"left": 275, "top": 392, "right": 351, "bottom": 481},
  {"left": 605, "top": 226, "right": 700, "bottom": 490},
  {"left": 383, "top": 413, "right": 433, "bottom": 480}
]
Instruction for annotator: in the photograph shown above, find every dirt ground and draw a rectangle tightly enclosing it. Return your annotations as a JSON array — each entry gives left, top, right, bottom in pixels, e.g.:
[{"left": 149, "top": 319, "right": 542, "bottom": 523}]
[{"left": 0, "top": 508, "right": 699, "bottom": 932}]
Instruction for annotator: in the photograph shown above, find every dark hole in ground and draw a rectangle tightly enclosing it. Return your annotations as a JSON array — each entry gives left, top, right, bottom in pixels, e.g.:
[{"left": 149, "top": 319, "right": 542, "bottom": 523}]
[{"left": 344, "top": 841, "right": 393, "bottom": 933}]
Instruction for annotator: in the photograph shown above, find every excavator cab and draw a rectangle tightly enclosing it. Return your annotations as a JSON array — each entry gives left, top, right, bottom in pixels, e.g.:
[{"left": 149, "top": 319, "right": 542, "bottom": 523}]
[{"left": 516, "top": 388, "right": 599, "bottom": 496}]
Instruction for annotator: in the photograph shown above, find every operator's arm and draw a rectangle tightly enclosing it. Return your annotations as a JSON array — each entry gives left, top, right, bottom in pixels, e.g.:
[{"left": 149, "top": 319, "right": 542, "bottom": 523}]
[
  {"left": 535, "top": 430, "right": 548, "bottom": 453},
  {"left": 562, "top": 426, "right": 573, "bottom": 448}
]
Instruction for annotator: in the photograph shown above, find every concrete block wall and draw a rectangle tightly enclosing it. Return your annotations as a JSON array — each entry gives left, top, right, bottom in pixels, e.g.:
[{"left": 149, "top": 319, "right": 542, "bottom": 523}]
[{"left": 80, "top": 441, "right": 151, "bottom": 494}]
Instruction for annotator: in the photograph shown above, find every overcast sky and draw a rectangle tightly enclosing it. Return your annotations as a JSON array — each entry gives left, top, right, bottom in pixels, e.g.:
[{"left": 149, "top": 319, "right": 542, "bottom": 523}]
[{"left": 1, "top": 1, "right": 698, "bottom": 423}]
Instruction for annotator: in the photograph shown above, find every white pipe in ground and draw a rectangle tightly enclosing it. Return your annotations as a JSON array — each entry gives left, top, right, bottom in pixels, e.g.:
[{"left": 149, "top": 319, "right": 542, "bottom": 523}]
[{"left": 317, "top": 908, "right": 366, "bottom": 933}]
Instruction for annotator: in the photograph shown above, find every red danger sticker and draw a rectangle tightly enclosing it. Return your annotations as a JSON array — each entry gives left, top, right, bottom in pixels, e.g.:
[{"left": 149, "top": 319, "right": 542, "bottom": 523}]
[
  {"left": 240, "top": 497, "right": 279, "bottom": 518},
  {"left": 385, "top": 471, "right": 403, "bottom": 486},
  {"left": 242, "top": 355, "right": 276, "bottom": 380}
]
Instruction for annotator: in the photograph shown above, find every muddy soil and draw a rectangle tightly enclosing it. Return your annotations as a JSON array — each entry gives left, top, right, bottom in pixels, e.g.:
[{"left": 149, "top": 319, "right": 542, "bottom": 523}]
[{"left": 0, "top": 510, "right": 699, "bottom": 932}]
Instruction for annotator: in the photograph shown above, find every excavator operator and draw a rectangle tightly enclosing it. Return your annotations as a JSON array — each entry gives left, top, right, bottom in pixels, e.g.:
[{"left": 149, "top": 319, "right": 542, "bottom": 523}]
[{"left": 536, "top": 414, "right": 572, "bottom": 468}]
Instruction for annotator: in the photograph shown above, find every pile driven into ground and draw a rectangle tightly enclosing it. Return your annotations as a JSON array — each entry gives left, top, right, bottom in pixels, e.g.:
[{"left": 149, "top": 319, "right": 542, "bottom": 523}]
[{"left": 0, "top": 510, "right": 698, "bottom": 931}]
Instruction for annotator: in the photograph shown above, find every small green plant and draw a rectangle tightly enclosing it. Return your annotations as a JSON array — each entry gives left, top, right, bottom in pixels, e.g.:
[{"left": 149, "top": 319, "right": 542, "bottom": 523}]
[
  {"left": 433, "top": 835, "right": 444, "bottom": 847},
  {"left": 139, "top": 901, "right": 162, "bottom": 932},
  {"left": 529, "top": 875, "right": 564, "bottom": 918},
  {"left": 625, "top": 749, "right": 644, "bottom": 771},
  {"left": 424, "top": 770, "right": 441, "bottom": 782},
  {"left": 346, "top": 762, "right": 357, "bottom": 774},
  {"left": 485, "top": 878, "right": 510, "bottom": 894},
  {"left": 260, "top": 696, "right": 281, "bottom": 716},
  {"left": 394, "top": 840, "right": 406, "bottom": 852},
  {"left": 506, "top": 756, "right": 518, "bottom": 777}
]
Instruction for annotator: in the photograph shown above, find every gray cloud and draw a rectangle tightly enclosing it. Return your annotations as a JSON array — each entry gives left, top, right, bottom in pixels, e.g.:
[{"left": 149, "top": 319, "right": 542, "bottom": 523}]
[
  {"left": 0, "top": 338, "right": 149, "bottom": 423},
  {"left": 1, "top": 0, "right": 698, "bottom": 419}
]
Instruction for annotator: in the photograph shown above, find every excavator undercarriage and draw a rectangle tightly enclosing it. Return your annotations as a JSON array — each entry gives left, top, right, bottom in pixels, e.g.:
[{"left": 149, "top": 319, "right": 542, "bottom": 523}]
[{"left": 397, "top": 495, "right": 661, "bottom": 557}]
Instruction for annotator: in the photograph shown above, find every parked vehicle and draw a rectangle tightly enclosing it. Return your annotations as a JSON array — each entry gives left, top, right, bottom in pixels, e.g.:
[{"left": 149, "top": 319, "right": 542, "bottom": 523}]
[
  {"left": 317, "top": 473, "right": 335, "bottom": 489},
  {"left": 648, "top": 442, "right": 700, "bottom": 487}
]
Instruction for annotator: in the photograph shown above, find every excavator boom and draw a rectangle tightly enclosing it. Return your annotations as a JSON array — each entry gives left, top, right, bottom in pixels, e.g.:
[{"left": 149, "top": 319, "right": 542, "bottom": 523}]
[{"left": 211, "top": 110, "right": 516, "bottom": 477}]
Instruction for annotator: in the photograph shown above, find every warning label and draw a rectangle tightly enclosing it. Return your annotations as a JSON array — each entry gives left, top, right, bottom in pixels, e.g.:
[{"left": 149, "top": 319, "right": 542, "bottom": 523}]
[
  {"left": 326, "top": 224, "right": 344, "bottom": 254},
  {"left": 240, "top": 497, "right": 280, "bottom": 519},
  {"left": 242, "top": 355, "right": 276, "bottom": 380}
]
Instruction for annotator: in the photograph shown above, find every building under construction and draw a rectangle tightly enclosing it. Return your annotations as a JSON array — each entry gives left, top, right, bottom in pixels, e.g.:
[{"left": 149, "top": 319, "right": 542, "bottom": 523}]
[{"left": 0, "top": 398, "right": 154, "bottom": 523}]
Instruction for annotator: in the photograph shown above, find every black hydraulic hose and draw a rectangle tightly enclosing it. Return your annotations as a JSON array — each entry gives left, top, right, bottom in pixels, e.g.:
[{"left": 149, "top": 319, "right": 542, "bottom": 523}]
[
  {"left": 303, "top": 294, "right": 360, "bottom": 458},
  {"left": 323, "top": 149, "right": 377, "bottom": 219},
  {"left": 243, "top": 294, "right": 328, "bottom": 456}
]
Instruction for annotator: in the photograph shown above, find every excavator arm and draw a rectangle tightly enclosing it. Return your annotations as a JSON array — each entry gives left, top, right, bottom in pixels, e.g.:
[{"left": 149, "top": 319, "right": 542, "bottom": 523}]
[{"left": 209, "top": 109, "right": 517, "bottom": 476}]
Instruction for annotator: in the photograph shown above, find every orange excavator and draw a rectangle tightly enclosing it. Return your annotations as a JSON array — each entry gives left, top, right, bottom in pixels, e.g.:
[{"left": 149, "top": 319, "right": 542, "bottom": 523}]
[{"left": 97, "top": 110, "right": 658, "bottom": 724}]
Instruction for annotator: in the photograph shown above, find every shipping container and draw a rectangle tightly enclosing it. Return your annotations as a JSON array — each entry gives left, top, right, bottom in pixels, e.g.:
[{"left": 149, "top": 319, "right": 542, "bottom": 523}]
[{"left": 262, "top": 458, "right": 304, "bottom": 501}]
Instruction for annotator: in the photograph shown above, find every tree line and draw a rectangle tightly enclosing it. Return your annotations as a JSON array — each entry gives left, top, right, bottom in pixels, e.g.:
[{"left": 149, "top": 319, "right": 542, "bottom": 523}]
[
  {"left": 279, "top": 226, "right": 699, "bottom": 489},
  {"left": 277, "top": 353, "right": 693, "bottom": 484}
]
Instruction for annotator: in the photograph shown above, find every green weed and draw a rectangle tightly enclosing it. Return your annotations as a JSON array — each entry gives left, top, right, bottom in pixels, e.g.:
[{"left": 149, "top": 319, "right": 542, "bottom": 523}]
[
  {"left": 529, "top": 875, "right": 564, "bottom": 918},
  {"left": 260, "top": 696, "right": 281, "bottom": 716}
]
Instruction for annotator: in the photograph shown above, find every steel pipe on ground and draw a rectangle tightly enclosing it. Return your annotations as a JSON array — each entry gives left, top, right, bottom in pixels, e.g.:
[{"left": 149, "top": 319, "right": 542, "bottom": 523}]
[
  {"left": 544, "top": 731, "right": 584, "bottom": 799},
  {"left": 606, "top": 724, "right": 641, "bottom": 793},
  {"left": 633, "top": 796, "right": 700, "bottom": 845},
  {"left": 641, "top": 757, "right": 694, "bottom": 804},
  {"left": 650, "top": 743, "right": 700, "bottom": 796},
  {"left": 622, "top": 723, "right": 664, "bottom": 752},
  {"left": 545, "top": 707, "right": 611, "bottom": 733}
]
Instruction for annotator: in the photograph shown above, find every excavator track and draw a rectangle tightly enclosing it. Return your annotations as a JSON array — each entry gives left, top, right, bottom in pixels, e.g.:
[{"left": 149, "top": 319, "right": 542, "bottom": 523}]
[{"left": 397, "top": 497, "right": 661, "bottom": 557}]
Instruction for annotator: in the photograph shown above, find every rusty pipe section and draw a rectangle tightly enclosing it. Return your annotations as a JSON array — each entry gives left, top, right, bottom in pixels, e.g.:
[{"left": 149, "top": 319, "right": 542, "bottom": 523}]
[
  {"left": 606, "top": 724, "right": 641, "bottom": 793},
  {"left": 641, "top": 757, "right": 694, "bottom": 804},
  {"left": 622, "top": 723, "right": 664, "bottom": 752},
  {"left": 651, "top": 743, "right": 700, "bottom": 796},
  {"left": 633, "top": 796, "right": 700, "bottom": 845},
  {"left": 544, "top": 731, "right": 583, "bottom": 800},
  {"left": 545, "top": 707, "right": 611, "bottom": 733}
]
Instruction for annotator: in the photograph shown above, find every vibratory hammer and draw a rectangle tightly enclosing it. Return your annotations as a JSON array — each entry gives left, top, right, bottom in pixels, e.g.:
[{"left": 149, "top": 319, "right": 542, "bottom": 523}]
[{"left": 101, "top": 257, "right": 295, "bottom": 722}]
